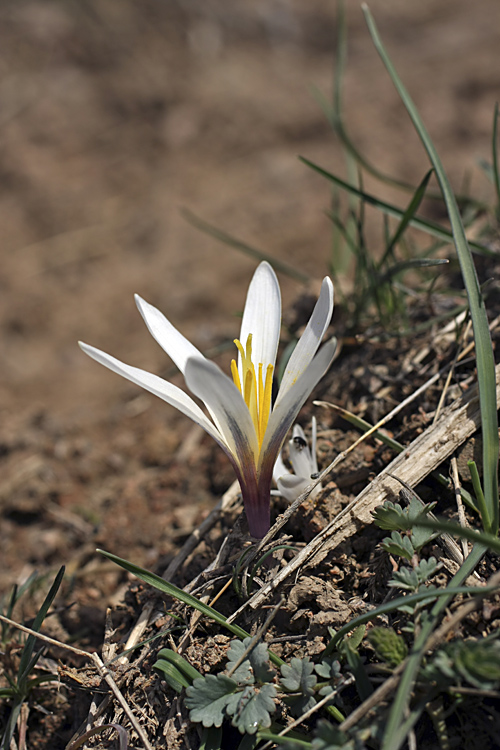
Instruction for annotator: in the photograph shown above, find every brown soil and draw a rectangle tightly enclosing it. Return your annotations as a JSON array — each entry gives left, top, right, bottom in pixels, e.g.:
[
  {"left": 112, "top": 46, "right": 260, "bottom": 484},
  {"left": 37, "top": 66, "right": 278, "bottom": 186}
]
[{"left": 1, "top": 2, "right": 500, "bottom": 748}]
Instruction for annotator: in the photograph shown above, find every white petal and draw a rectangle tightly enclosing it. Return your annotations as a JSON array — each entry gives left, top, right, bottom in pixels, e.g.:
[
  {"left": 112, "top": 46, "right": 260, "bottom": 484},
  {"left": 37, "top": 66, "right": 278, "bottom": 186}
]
[
  {"left": 258, "top": 338, "right": 337, "bottom": 474},
  {"left": 276, "top": 277, "right": 334, "bottom": 402},
  {"left": 273, "top": 452, "right": 290, "bottom": 485},
  {"left": 184, "top": 357, "right": 259, "bottom": 468},
  {"left": 311, "top": 416, "right": 318, "bottom": 475},
  {"left": 276, "top": 474, "right": 310, "bottom": 503},
  {"left": 238, "top": 261, "right": 281, "bottom": 376},
  {"left": 289, "top": 424, "right": 314, "bottom": 479},
  {"left": 79, "top": 342, "right": 226, "bottom": 450},
  {"left": 135, "top": 295, "right": 204, "bottom": 375}
]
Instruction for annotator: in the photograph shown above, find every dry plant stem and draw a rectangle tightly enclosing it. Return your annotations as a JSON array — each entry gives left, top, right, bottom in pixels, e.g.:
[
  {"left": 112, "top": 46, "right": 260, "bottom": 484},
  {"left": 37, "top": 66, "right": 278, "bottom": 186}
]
[
  {"left": 225, "top": 485, "right": 321, "bottom": 624},
  {"left": 314, "top": 364, "right": 443, "bottom": 479},
  {"left": 227, "top": 599, "right": 284, "bottom": 678},
  {"left": 259, "top": 687, "right": 346, "bottom": 750},
  {"left": 162, "top": 479, "right": 241, "bottom": 581},
  {"left": 228, "top": 348, "right": 451, "bottom": 590},
  {"left": 449, "top": 686, "right": 500, "bottom": 698},
  {"left": 410, "top": 310, "right": 500, "bottom": 383},
  {"left": 387, "top": 474, "right": 467, "bottom": 569},
  {"left": 113, "top": 483, "right": 240, "bottom": 666},
  {"left": 117, "top": 601, "right": 155, "bottom": 665},
  {"left": 0, "top": 614, "right": 154, "bottom": 750},
  {"left": 18, "top": 702, "right": 29, "bottom": 750},
  {"left": 177, "top": 577, "right": 233, "bottom": 656},
  {"left": 228, "top": 363, "right": 500, "bottom": 619},
  {"left": 450, "top": 457, "right": 470, "bottom": 560},
  {"left": 340, "top": 568, "right": 500, "bottom": 732},
  {"left": 407, "top": 723, "right": 417, "bottom": 750}
]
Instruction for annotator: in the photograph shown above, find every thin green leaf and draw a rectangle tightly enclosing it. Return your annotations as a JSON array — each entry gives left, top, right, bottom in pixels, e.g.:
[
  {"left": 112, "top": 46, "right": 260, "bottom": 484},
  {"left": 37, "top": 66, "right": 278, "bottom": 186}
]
[
  {"left": 257, "top": 731, "right": 312, "bottom": 748},
  {"left": 154, "top": 648, "right": 202, "bottom": 685},
  {"left": 17, "top": 566, "right": 64, "bottom": 689},
  {"left": 98, "top": 550, "right": 284, "bottom": 667},
  {"left": 326, "top": 2, "right": 433, "bottom": 199},
  {"left": 383, "top": 169, "right": 434, "bottom": 261},
  {"left": 323, "top": 580, "right": 493, "bottom": 657},
  {"left": 361, "top": 7, "right": 498, "bottom": 749},
  {"left": 154, "top": 659, "right": 192, "bottom": 693},
  {"left": 379, "top": 258, "right": 448, "bottom": 285},
  {"left": 301, "top": 157, "right": 494, "bottom": 257},
  {"left": 362, "top": 4, "right": 498, "bottom": 536},
  {"left": 0, "top": 702, "right": 24, "bottom": 750},
  {"left": 67, "top": 724, "right": 129, "bottom": 750},
  {"left": 199, "top": 726, "right": 223, "bottom": 750},
  {"left": 181, "top": 208, "right": 309, "bottom": 283},
  {"left": 468, "top": 460, "right": 490, "bottom": 531},
  {"left": 413, "top": 516, "right": 500, "bottom": 552}
]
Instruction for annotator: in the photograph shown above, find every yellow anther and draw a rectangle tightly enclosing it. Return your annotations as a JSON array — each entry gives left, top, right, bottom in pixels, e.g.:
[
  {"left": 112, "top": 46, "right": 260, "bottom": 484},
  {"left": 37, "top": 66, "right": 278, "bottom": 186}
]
[
  {"left": 231, "top": 335, "right": 274, "bottom": 450},
  {"left": 230, "top": 359, "right": 241, "bottom": 393}
]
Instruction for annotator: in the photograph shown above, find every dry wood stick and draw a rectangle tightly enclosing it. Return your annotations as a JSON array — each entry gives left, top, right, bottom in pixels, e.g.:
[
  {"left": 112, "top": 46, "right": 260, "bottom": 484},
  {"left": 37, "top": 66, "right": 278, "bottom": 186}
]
[{"left": 227, "top": 363, "right": 500, "bottom": 619}]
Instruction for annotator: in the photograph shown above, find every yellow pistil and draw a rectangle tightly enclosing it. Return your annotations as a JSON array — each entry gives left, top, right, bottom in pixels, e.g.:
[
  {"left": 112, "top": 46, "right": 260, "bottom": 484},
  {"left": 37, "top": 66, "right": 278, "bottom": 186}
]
[{"left": 231, "top": 334, "right": 274, "bottom": 449}]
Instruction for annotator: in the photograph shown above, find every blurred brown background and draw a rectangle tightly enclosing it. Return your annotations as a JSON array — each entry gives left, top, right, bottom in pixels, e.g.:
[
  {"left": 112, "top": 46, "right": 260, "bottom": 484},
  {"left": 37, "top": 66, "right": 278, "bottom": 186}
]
[
  {"left": 1, "top": 0, "right": 499, "bottom": 418},
  {"left": 0, "top": 0, "right": 499, "bottom": 591}
]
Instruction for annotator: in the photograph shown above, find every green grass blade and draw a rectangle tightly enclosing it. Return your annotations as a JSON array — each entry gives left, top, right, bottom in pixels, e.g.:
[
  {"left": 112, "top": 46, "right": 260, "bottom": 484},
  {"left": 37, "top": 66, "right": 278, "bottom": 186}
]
[
  {"left": 323, "top": 582, "right": 493, "bottom": 656},
  {"left": 199, "top": 726, "right": 223, "bottom": 750},
  {"left": 361, "top": 7, "right": 498, "bottom": 748},
  {"left": 0, "top": 700, "right": 23, "bottom": 750},
  {"left": 98, "top": 550, "right": 284, "bottom": 668},
  {"left": 181, "top": 208, "right": 309, "bottom": 283},
  {"left": 257, "top": 731, "right": 312, "bottom": 748},
  {"left": 318, "top": 401, "right": 478, "bottom": 510},
  {"left": 379, "top": 258, "right": 448, "bottom": 284},
  {"left": 153, "top": 659, "right": 191, "bottom": 692},
  {"left": 362, "top": 4, "right": 498, "bottom": 536},
  {"left": 382, "top": 168, "right": 434, "bottom": 262},
  {"left": 17, "top": 566, "right": 65, "bottom": 688},
  {"left": 326, "top": 1, "right": 438, "bottom": 200},
  {"left": 468, "top": 460, "right": 490, "bottom": 530},
  {"left": 413, "top": 516, "right": 500, "bottom": 551},
  {"left": 155, "top": 648, "right": 202, "bottom": 684},
  {"left": 383, "top": 543, "right": 485, "bottom": 750},
  {"left": 300, "top": 157, "right": 494, "bottom": 257}
]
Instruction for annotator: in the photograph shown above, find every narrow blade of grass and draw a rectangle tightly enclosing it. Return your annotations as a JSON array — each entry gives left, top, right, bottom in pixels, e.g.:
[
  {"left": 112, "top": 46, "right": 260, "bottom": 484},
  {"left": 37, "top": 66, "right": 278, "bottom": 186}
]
[
  {"left": 324, "top": 580, "right": 496, "bottom": 656},
  {"left": 181, "top": 208, "right": 309, "bottom": 283},
  {"left": 300, "top": 157, "right": 494, "bottom": 257},
  {"left": 17, "top": 566, "right": 65, "bottom": 687},
  {"left": 362, "top": 5, "right": 498, "bottom": 535},
  {"left": 382, "top": 168, "right": 434, "bottom": 262},
  {"left": 379, "top": 258, "right": 448, "bottom": 284},
  {"left": 362, "top": 6, "right": 498, "bottom": 749},
  {"left": 98, "top": 550, "right": 284, "bottom": 667}
]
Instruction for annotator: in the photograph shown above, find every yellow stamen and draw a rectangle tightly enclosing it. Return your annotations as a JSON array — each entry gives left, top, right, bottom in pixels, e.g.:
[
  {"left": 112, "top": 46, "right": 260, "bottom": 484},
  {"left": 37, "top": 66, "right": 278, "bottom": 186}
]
[
  {"left": 260, "top": 364, "right": 274, "bottom": 442},
  {"left": 244, "top": 369, "right": 254, "bottom": 413},
  {"left": 258, "top": 363, "right": 264, "bottom": 437},
  {"left": 230, "top": 359, "right": 241, "bottom": 393},
  {"left": 231, "top": 334, "right": 274, "bottom": 450}
]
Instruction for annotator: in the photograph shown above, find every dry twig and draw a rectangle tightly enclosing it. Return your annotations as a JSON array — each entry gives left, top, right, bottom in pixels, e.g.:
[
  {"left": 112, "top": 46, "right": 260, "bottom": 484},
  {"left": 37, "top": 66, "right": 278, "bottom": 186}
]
[
  {"left": 0, "top": 614, "right": 154, "bottom": 750},
  {"left": 227, "top": 363, "right": 500, "bottom": 621}
]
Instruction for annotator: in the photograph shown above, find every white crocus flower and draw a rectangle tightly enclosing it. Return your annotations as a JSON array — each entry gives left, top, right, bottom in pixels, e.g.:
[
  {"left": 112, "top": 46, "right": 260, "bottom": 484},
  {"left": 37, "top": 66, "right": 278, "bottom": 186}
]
[
  {"left": 79, "top": 262, "right": 335, "bottom": 538},
  {"left": 273, "top": 417, "right": 322, "bottom": 503}
]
